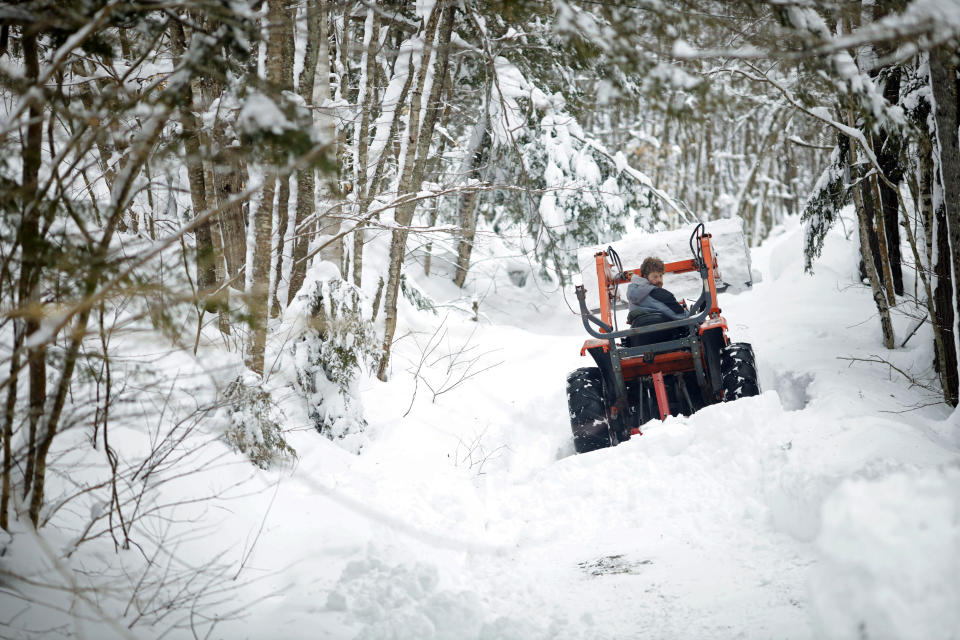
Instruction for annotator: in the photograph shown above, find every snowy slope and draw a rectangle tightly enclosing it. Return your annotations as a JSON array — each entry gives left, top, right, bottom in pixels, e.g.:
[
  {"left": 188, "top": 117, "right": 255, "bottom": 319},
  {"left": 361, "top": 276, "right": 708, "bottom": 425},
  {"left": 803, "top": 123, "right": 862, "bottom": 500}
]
[
  {"left": 5, "top": 215, "right": 957, "bottom": 640},
  {"left": 211, "top": 214, "right": 959, "bottom": 639}
]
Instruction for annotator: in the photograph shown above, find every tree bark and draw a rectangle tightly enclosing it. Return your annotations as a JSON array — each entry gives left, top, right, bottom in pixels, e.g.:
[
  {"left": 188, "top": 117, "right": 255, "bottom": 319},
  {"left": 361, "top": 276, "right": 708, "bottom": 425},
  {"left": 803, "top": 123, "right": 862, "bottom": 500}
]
[
  {"left": 929, "top": 46, "right": 960, "bottom": 404},
  {"left": 350, "top": 8, "right": 379, "bottom": 288},
  {"left": 247, "top": 0, "right": 284, "bottom": 375},
  {"left": 377, "top": 2, "right": 453, "bottom": 381},
  {"left": 271, "top": 6, "right": 295, "bottom": 317},
  {"left": 250, "top": 173, "right": 276, "bottom": 375},
  {"left": 876, "top": 68, "right": 904, "bottom": 296},
  {"left": 206, "top": 51, "right": 247, "bottom": 292},
  {"left": 932, "top": 153, "right": 958, "bottom": 404},
  {"left": 1, "top": 330, "right": 19, "bottom": 530},
  {"left": 289, "top": 0, "right": 324, "bottom": 305},
  {"left": 214, "top": 154, "right": 248, "bottom": 286},
  {"left": 323, "top": 7, "right": 352, "bottom": 275},
  {"left": 424, "top": 66, "right": 457, "bottom": 278},
  {"left": 355, "top": 35, "right": 418, "bottom": 289},
  {"left": 847, "top": 107, "right": 895, "bottom": 350},
  {"left": 914, "top": 136, "right": 957, "bottom": 403},
  {"left": 315, "top": 2, "right": 342, "bottom": 271},
  {"left": 171, "top": 22, "right": 216, "bottom": 297},
  {"left": 862, "top": 170, "right": 896, "bottom": 305},
  {"left": 18, "top": 33, "right": 46, "bottom": 503},
  {"left": 453, "top": 99, "right": 489, "bottom": 288}
]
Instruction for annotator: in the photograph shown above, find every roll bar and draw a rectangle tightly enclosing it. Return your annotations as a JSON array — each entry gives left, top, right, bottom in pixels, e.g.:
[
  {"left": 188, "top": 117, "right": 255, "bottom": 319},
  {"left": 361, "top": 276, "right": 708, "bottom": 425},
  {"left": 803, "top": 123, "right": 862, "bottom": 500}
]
[
  {"left": 577, "top": 224, "right": 721, "bottom": 341},
  {"left": 575, "top": 284, "right": 710, "bottom": 341}
]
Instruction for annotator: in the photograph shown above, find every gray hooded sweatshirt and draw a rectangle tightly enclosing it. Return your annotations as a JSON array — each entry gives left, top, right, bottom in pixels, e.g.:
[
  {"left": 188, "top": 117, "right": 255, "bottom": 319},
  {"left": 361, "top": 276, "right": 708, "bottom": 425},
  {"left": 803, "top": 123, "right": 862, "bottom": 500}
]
[{"left": 626, "top": 275, "right": 687, "bottom": 321}]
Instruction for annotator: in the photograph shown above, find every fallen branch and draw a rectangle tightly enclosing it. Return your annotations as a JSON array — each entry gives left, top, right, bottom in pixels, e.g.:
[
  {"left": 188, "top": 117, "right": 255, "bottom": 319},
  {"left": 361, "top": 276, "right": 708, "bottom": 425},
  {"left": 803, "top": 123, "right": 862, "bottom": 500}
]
[{"left": 836, "top": 354, "right": 935, "bottom": 392}]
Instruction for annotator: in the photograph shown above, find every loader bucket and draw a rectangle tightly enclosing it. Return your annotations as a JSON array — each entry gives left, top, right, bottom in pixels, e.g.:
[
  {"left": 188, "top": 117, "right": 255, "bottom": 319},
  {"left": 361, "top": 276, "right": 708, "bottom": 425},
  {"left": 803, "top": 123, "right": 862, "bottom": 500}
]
[{"left": 575, "top": 216, "right": 754, "bottom": 311}]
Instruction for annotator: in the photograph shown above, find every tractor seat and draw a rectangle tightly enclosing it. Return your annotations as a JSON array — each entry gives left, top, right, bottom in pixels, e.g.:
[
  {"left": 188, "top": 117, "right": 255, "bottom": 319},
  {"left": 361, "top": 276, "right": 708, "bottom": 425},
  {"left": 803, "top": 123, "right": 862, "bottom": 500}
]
[{"left": 624, "top": 309, "right": 687, "bottom": 348}]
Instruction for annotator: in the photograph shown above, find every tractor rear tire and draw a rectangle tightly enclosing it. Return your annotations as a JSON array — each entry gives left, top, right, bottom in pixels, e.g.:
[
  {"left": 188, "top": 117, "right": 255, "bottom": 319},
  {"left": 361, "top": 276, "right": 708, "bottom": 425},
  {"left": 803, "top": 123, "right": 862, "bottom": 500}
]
[
  {"left": 566, "top": 367, "right": 613, "bottom": 454},
  {"left": 720, "top": 342, "right": 760, "bottom": 401}
]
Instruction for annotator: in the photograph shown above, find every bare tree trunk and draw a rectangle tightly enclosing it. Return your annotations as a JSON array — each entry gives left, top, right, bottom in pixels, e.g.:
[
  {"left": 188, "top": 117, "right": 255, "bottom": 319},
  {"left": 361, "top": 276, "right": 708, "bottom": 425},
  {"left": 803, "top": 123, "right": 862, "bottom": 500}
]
[
  {"left": 289, "top": 0, "right": 323, "bottom": 304},
  {"left": 271, "top": 172, "right": 291, "bottom": 315},
  {"left": 424, "top": 67, "right": 456, "bottom": 277},
  {"left": 271, "top": 6, "right": 295, "bottom": 317},
  {"left": 931, "top": 159, "right": 958, "bottom": 404},
  {"left": 694, "top": 123, "right": 704, "bottom": 216},
  {"left": 210, "top": 216, "right": 231, "bottom": 334},
  {"left": 929, "top": 46, "right": 960, "bottom": 405},
  {"left": 215, "top": 153, "right": 248, "bottom": 286},
  {"left": 876, "top": 68, "right": 904, "bottom": 296},
  {"left": 920, "top": 160, "right": 934, "bottom": 270},
  {"left": 377, "top": 1, "right": 453, "bottom": 381},
  {"left": 323, "top": 7, "right": 352, "bottom": 274},
  {"left": 1, "top": 331, "right": 20, "bottom": 530},
  {"left": 250, "top": 173, "right": 276, "bottom": 375},
  {"left": 289, "top": 171, "right": 315, "bottom": 305},
  {"left": 736, "top": 107, "right": 783, "bottom": 237},
  {"left": 423, "top": 197, "right": 440, "bottom": 277},
  {"left": 705, "top": 125, "right": 717, "bottom": 218},
  {"left": 453, "top": 98, "right": 489, "bottom": 288},
  {"left": 847, "top": 108, "right": 895, "bottom": 350},
  {"left": 207, "top": 56, "right": 247, "bottom": 292},
  {"left": 862, "top": 6, "right": 903, "bottom": 297},
  {"left": 862, "top": 171, "right": 896, "bottom": 305},
  {"left": 19, "top": 33, "right": 46, "bottom": 502},
  {"left": 171, "top": 22, "right": 216, "bottom": 297},
  {"left": 197, "top": 73, "right": 230, "bottom": 336},
  {"left": 196, "top": 58, "right": 228, "bottom": 324},
  {"left": 247, "top": 0, "right": 284, "bottom": 375},
  {"left": 856, "top": 171, "right": 885, "bottom": 282},
  {"left": 355, "top": 37, "right": 418, "bottom": 288},
  {"left": 315, "top": 2, "right": 341, "bottom": 271},
  {"left": 655, "top": 108, "right": 670, "bottom": 189},
  {"left": 902, "top": 164, "right": 949, "bottom": 400},
  {"left": 350, "top": 8, "right": 379, "bottom": 288}
]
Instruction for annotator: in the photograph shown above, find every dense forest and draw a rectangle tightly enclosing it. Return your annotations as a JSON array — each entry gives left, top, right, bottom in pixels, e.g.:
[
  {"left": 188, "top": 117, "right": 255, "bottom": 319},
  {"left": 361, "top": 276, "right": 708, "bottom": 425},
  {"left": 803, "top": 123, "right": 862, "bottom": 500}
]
[{"left": 0, "top": 0, "right": 958, "bottom": 637}]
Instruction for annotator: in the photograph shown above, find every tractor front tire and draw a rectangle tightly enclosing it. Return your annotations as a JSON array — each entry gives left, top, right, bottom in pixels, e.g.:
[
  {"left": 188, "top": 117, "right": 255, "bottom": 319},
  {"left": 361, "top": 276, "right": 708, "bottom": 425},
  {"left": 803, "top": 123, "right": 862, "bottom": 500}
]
[
  {"left": 566, "top": 367, "right": 613, "bottom": 454},
  {"left": 720, "top": 342, "right": 760, "bottom": 401}
]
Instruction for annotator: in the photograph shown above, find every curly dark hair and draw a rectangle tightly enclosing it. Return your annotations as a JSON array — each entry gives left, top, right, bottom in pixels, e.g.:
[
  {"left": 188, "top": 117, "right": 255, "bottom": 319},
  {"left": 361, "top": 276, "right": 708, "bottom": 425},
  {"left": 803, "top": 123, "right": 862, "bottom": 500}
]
[{"left": 640, "top": 257, "right": 665, "bottom": 277}]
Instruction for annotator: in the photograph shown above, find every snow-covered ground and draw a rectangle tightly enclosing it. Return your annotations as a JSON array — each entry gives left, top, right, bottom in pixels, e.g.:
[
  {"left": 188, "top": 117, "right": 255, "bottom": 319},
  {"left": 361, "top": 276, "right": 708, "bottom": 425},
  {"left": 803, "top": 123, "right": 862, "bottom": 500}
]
[
  {"left": 221, "top": 215, "right": 959, "bottom": 639},
  {"left": 4, "top": 214, "right": 959, "bottom": 639}
]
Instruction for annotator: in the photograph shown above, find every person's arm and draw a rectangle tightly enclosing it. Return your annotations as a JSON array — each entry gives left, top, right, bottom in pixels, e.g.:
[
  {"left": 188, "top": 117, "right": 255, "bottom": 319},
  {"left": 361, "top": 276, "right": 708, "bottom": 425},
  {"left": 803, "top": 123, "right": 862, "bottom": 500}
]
[
  {"left": 650, "top": 287, "right": 686, "bottom": 316},
  {"left": 626, "top": 276, "right": 646, "bottom": 306}
]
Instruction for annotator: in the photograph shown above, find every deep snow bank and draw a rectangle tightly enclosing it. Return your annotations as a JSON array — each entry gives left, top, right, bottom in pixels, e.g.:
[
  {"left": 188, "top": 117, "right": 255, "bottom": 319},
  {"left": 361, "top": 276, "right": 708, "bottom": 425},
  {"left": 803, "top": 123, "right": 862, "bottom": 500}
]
[
  {"left": 210, "top": 212, "right": 959, "bottom": 640},
  {"left": 6, "top": 213, "right": 958, "bottom": 640}
]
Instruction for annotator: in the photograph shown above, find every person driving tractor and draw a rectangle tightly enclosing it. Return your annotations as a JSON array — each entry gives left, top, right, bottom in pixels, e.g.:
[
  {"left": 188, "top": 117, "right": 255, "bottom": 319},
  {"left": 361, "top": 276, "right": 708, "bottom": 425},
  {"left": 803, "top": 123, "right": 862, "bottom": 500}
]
[
  {"left": 626, "top": 257, "right": 687, "bottom": 326},
  {"left": 568, "top": 223, "right": 760, "bottom": 453}
]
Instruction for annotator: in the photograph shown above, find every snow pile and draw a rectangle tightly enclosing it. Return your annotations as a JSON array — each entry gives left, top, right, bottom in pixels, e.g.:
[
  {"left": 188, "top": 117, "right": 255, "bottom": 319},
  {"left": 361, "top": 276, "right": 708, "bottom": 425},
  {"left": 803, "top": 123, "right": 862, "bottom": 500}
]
[
  {"left": 8, "top": 208, "right": 960, "bottom": 640},
  {"left": 811, "top": 467, "right": 960, "bottom": 639},
  {"left": 576, "top": 216, "right": 754, "bottom": 308},
  {"left": 224, "top": 212, "right": 955, "bottom": 640},
  {"left": 285, "top": 267, "right": 379, "bottom": 452},
  {"left": 325, "top": 554, "right": 486, "bottom": 640}
]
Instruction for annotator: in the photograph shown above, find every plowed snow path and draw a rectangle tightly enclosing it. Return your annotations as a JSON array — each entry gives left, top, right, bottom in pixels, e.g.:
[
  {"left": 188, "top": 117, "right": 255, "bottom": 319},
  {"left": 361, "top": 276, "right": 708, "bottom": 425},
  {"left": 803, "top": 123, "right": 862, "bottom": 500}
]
[{"left": 221, "top": 218, "right": 958, "bottom": 639}]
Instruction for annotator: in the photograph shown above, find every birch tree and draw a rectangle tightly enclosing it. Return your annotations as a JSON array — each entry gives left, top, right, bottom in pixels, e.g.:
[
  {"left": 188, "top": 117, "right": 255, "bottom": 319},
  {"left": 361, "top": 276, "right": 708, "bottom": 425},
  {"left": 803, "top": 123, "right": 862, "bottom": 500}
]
[
  {"left": 247, "top": 0, "right": 284, "bottom": 375},
  {"left": 377, "top": 1, "right": 455, "bottom": 381}
]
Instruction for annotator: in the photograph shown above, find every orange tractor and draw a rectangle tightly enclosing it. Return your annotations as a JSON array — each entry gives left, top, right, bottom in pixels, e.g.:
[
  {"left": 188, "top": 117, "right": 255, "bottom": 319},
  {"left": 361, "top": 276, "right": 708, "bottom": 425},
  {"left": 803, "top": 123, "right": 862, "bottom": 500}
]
[{"left": 568, "top": 223, "right": 760, "bottom": 453}]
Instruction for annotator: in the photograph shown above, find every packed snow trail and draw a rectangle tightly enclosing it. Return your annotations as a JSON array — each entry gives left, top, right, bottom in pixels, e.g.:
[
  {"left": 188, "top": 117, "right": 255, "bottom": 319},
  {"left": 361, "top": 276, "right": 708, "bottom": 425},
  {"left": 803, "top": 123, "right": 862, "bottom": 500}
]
[{"left": 217, "top": 217, "right": 958, "bottom": 639}]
